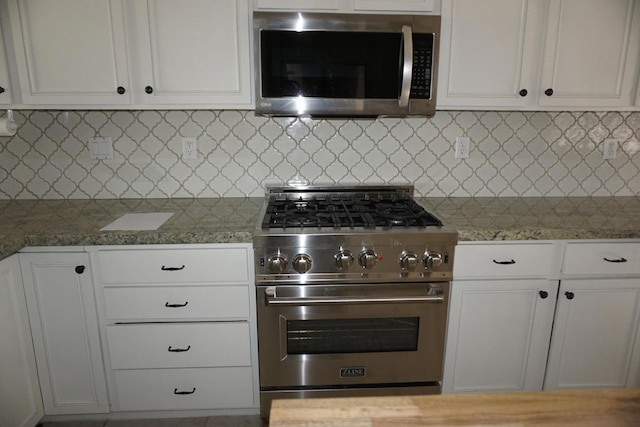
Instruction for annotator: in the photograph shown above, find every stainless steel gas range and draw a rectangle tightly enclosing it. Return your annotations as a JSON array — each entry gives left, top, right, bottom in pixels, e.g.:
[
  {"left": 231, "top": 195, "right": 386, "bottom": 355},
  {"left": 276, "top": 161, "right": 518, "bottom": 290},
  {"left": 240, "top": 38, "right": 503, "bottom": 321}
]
[{"left": 252, "top": 185, "right": 458, "bottom": 418}]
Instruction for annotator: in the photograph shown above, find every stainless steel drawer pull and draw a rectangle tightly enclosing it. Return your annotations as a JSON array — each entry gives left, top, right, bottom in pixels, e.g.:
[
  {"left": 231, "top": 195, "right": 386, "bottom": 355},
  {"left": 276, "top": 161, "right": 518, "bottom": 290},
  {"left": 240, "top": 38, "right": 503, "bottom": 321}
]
[
  {"left": 161, "top": 265, "right": 185, "bottom": 271},
  {"left": 165, "top": 301, "right": 188, "bottom": 308},
  {"left": 493, "top": 259, "right": 516, "bottom": 265},
  {"left": 173, "top": 387, "right": 196, "bottom": 395},
  {"left": 604, "top": 257, "right": 627, "bottom": 263},
  {"left": 168, "top": 345, "right": 191, "bottom": 352}
]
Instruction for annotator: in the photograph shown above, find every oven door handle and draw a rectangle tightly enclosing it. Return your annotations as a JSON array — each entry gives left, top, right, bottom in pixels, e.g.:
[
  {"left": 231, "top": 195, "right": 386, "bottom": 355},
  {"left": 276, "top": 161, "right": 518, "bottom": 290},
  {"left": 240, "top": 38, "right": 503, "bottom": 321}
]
[{"left": 264, "top": 286, "right": 444, "bottom": 305}]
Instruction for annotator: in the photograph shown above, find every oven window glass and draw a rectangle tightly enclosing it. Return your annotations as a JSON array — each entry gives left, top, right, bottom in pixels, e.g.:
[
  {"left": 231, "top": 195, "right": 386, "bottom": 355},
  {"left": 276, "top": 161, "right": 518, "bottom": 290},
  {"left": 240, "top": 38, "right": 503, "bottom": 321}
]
[
  {"left": 286, "top": 317, "right": 419, "bottom": 354},
  {"left": 260, "top": 30, "right": 403, "bottom": 99}
]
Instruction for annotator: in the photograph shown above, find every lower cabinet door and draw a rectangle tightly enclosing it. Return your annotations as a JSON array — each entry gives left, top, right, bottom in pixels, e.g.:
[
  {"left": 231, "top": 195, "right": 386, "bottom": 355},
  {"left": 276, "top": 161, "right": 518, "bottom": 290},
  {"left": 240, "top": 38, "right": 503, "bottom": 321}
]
[
  {"left": 112, "top": 367, "right": 254, "bottom": 411},
  {"left": 20, "top": 252, "right": 109, "bottom": 415},
  {"left": 0, "top": 255, "right": 43, "bottom": 427},
  {"left": 544, "top": 278, "right": 640, "bottom": 390},
  {"left": 443, "top": 279, "right": 558, "bottom": 393}
]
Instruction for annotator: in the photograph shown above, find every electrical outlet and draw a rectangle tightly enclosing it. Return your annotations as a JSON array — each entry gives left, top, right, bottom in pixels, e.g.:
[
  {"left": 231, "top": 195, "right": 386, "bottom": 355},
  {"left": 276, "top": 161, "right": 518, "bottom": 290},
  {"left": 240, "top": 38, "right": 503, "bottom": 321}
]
[
  {"left": 182, "top": 137, "right": 197, "bottom": 160},
  {"left": 455, "top": 136, "right": 470, "bottom": 159},
  {"left": 603, "top": 138, "right": 617, "bottom": 160}
]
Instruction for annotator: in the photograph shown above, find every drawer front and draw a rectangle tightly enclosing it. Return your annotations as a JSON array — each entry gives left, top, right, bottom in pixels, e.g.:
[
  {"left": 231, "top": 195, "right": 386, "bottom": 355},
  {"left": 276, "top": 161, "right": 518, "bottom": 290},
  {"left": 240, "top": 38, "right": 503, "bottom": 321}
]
[
  {"left": 454, "top": 243, "right": 557, "bottom": 278},
  {"left": 113, "top": 367, "right": 254, "bottom": 411},
  {"left": 107, "top": 323, "right": 251, "bottom": 369},
  {"left": 103, "top": 286, "right": 250, "bottom": 320},
  {"left": 563, "top": 243, "right": 640, "bottom": 276},
  {"left": 98, "top": 248, "right": 250, "bottom": 284}
]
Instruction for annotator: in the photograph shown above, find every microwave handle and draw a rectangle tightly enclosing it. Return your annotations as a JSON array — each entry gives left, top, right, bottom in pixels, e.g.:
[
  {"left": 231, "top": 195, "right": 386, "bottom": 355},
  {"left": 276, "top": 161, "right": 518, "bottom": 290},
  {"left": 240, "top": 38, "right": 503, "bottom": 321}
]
[{"left": 399, "top": 25, "right": 413, "bottom": 108}]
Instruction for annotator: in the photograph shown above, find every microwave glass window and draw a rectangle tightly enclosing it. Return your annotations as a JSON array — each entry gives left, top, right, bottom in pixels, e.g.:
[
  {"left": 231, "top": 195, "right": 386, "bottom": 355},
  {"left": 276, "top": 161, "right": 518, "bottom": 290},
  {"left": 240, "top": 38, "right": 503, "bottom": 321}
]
[
  {"left": 261, "top": 31, "right": 406, "bottom": 99},
  {"left": 286, "top": 317, "right": 420, "bottom": 354}
]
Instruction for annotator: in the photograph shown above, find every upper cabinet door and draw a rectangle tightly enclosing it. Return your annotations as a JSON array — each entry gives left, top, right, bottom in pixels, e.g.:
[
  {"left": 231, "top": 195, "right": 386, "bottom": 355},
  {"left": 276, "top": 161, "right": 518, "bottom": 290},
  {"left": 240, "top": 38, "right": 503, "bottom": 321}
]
[
  {"left": 255, "top": 0, "right": 340, "bottom": 10},
  {"left": 538, "top": 0, "right": 640, "bottom": 108},
  {"left": 127, "top": 0, "right": 252, "bottom": 107},
  {"left": 8, "top": 0, "right": 131, "bottom": 105},
  {"left": 437, "top": 0, "right": 546, "bottom": 109},
  {"left": 353, "top": 0, "right": 438, "bottom": 12}
]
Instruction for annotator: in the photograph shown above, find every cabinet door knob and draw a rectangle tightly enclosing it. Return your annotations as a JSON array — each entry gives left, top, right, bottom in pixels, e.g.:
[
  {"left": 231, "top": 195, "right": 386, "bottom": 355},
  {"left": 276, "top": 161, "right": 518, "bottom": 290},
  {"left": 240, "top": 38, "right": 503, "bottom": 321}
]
[
  {"left": 75, "top": 265, "right": 85, "bottom": 274},
  {"left": 539, "top": 290, "right": 549, "bottom": 299},
  {"left": 145, "top": 86, "right": 154, "bottom": 94},
  {"left": 565, "top": 291, "right": 575, "bottom": 300},
  {"left": 0, "top": 87, "right": 5, "bottom": 94},
  {"left": 519, "top": 89, "right": 528, "bottom": 97},
  {"left": 117, "top": 86, "right": 126, "bottom": 95},
  {"left": 544, "top": 88, "right": 554, "bottom": 96}
]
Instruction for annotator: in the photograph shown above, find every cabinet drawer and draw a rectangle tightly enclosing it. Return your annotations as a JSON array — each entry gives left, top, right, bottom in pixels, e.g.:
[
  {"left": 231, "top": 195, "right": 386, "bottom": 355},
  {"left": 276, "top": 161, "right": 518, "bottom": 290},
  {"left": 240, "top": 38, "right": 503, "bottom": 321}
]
[
  {"left": 103, "top": 286, "right": 250, "bottom": 320},
  {"left": 453, "top": 243, "right": 557, "bottom": 278},
  {"left": 563, "top": 243, "right": 640, "bottom": 276},
  {"left": 112, "top": 367, "right": 254, "bottom": 411},
  {"left": 107, "top": 323, "right": 251, "bottom": 369},
  {"left": 98, "top": 248, "right": 249, "bottom": 284}
]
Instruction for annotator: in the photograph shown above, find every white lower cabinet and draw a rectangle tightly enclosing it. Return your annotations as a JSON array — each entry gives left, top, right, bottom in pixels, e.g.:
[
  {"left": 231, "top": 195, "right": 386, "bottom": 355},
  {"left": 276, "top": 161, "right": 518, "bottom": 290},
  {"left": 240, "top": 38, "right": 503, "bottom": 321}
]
[
  {"left": 445, "top": 240, "right": 640, "bottom": 394},
  {"left": 19, "top": 251, "right": 109, "bottom": 415},
  {"left": 544, "top": 278, "right": 640, "bottom": 390},
  {"left": 0, "top": 254, "right": 43, "bottom": 427},
  {"left": 444, "top": 279, "right": 557, "bottom": 393},
  {"left": 92, "top": 243, "right": 258, "bottom": 413},
  {"left": 444, "top": 242, "right": 560, "bottom": 393},
  {"left": 544, "top": 241, "right": 640, "bottom": 390}
]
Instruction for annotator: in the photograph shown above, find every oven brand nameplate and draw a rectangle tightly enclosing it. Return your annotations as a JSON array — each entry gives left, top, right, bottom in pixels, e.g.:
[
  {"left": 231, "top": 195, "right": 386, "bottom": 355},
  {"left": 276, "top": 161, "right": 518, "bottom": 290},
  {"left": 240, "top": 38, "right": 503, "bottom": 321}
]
[{"left": 340, "top": 367, "right": 366, "bottom": 378}]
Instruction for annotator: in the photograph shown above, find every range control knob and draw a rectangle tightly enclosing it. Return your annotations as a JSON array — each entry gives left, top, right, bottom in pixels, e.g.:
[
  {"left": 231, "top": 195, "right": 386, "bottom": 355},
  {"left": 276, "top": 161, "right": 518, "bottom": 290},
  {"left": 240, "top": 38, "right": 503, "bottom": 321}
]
[
  {"left": 399, "top": 252, "right": 419, "bottom": 271},
  {"left": 359, "top": 249, "right": 378, "bottom": 270},
  {"left": 267, "top": 254, "right": 287, "bottom": 274},
  {"left": 335, "top": 250, "right": 354, "bottom": 271},
  {"left": 292, "top": 253, "right": 312, "bottom": 274},
  {"left": 424, "top": 252, "right": 443, "bottom": 270}
]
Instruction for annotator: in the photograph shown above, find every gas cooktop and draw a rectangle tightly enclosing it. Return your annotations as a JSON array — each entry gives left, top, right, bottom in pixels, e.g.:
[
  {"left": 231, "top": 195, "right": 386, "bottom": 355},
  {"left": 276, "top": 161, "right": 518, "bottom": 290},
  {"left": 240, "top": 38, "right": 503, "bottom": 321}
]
[
  {"left": 260, "top": 185, "right": 443, "bottom": 230},
  {"left": 253, "top": 185, "right": 458, "bottom": 283}
]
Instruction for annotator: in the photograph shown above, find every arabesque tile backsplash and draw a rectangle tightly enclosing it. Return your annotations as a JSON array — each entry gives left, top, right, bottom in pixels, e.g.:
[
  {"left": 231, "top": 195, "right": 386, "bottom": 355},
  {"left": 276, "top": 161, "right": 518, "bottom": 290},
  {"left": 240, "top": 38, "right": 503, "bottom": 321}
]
[{"left": 0, "top": 110, "right": 638, "bottom": 199}]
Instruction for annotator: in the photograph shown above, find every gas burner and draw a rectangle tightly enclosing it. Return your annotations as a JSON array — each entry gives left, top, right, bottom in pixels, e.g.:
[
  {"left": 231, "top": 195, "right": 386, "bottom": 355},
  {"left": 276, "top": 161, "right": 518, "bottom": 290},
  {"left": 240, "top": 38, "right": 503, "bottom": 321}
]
[{"left": 261, "top": 186, "right": 442, "bottom": 230}]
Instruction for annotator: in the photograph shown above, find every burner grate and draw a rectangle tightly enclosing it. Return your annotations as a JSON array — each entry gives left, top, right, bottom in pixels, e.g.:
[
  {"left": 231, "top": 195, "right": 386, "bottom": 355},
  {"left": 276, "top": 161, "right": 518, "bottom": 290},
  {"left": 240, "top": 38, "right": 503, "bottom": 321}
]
[{"left": 262, "top": 192, "right": 443, "bottom": 230}]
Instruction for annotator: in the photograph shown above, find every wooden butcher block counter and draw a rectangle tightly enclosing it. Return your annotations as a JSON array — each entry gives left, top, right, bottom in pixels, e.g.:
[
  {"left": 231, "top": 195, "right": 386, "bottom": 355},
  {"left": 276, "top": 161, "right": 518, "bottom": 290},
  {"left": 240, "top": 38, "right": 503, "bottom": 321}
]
[{"left": 269, "top": 389, "right": 640, "bottom": 426}]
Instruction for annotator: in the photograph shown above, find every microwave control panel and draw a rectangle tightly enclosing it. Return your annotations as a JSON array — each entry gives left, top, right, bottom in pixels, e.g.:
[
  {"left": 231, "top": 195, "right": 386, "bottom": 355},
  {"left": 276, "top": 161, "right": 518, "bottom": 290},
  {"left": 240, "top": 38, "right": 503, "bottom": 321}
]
[{"left": 410, "top": 34, "right": 434, "bottom": 99}]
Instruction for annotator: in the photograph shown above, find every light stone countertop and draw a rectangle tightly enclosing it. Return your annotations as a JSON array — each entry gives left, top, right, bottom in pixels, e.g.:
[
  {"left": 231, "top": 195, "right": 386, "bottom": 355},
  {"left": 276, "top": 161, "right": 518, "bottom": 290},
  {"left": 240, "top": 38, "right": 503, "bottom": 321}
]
[{"left": 0, "top": 196, "right": 639, "bottom": 260}]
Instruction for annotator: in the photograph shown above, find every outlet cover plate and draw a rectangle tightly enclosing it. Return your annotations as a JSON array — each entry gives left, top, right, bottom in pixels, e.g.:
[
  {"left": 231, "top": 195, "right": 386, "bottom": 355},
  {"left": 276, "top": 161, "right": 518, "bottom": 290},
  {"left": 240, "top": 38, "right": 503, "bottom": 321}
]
[{"left": 455, "top": 136, "right": 470, "bottom": 159}]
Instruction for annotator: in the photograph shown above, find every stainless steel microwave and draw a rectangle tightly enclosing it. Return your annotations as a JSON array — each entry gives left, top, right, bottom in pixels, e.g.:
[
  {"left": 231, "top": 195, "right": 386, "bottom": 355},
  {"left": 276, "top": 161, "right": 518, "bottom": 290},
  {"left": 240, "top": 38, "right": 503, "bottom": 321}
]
[{"left": 253, "top": 12, "right": 440, "bottom": 118}]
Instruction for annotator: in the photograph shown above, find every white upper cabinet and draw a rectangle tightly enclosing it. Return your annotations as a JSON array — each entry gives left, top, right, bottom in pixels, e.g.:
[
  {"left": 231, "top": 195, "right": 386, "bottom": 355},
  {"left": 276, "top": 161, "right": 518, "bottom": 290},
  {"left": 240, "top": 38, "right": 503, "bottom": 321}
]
[
  {"left": 125, "top": 0, "right": 252, "bottom": 107},
  {"left": 254, "top": 0, "right": 439, "bottom": 13},
  {"left": 353, "top": 0, "right": 438, "bottom": 12},
  {"left": 438, "top": 0, "right": 640, "bottom": 110},
  {"left": 8, "top": 0, "right": 132, "bottom": 106},
  {"left": 438, "top": 0, "right": 545, "bottom": 109},
  {"left": 538, "top": 0, "right": 640, "bottom": 108},
  {"left": 7, "top": 0, "right": 252, "bottom": 108},
  {"left": 255, "top": 0, "right": 341, "bottom": 10}
]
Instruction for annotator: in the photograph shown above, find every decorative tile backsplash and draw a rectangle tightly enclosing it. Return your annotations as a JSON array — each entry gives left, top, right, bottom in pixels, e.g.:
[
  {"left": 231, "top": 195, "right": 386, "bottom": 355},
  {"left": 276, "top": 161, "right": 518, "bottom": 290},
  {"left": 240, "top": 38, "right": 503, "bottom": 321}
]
[{"left": 0, "top": 110, "right": 638, "bottom": 199}]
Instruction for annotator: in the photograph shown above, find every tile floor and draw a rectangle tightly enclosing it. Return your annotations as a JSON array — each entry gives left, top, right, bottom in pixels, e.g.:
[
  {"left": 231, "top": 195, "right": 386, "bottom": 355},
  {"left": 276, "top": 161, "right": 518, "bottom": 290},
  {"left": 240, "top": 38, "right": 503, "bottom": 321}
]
[{"left": 40, "top": 415, "right": 266, "bottom": 427}]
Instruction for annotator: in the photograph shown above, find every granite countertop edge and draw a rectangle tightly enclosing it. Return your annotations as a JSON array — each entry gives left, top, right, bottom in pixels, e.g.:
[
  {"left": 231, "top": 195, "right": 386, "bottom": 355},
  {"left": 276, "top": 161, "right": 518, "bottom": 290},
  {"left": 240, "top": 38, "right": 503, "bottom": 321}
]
[{"left": 0, "top": 196, "right": 638, "bottom": 260}]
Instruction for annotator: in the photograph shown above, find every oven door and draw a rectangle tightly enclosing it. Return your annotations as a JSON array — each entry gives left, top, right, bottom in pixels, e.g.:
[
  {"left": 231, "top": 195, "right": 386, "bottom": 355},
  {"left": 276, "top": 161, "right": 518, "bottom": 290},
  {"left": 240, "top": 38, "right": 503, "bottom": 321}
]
[{"left": 256, "top": 282, "right": 449, "bottom": 389}]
